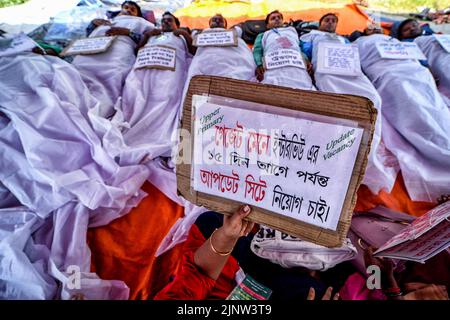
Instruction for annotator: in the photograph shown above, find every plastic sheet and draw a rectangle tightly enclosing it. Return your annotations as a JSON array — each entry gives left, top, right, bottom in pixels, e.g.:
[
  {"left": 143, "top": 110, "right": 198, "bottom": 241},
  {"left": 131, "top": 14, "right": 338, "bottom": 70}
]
[{"left": 44, "top": 6, "right": 108, "bottom": 42}]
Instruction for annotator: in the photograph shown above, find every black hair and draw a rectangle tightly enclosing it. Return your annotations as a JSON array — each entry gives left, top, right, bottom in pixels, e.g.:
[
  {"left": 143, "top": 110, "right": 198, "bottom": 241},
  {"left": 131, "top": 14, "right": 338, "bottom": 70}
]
[
  {"left": 122, "top": 1, "right": 143, "bottom": 18},
  {"left": 265, "top": 10, "right": 283, "bottom": 25},
  {"left": 319, "top": 13, "right": 338, "bottom": 25},
  {"left": 162, "top": 11, "right": 181, "bottom": 27},
  {"left": 210, "top": 13, "right": 227, "bottom": 28},
  {"left": 396, "top": 18, "right": 417, "bottom": 40}
]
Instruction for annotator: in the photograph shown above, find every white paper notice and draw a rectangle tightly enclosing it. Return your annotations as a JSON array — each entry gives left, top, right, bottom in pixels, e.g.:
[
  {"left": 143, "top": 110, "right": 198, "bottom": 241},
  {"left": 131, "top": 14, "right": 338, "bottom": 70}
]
[
  {"left": 192, "top": 99, "right": 363, "bottom": 231},
  {"left": 316, "top": 42, "right": 362, "bottom": 76},
  {"left": 376, "top": 41, "right": 426, "bottom": 60},
  {"left": 134, "top": 45, "right": 176, "bottom": 70},
  {"left": 375, "top": 201, "right": 450, "bottom": 255},
  {"left": 61, "top": 36, "right": 116, "bottom": 56},
  {"left": 194, "top": 30, "right": 237, "bottom": 47},
  {"left": 264, "top": 49, "right": 306, "bottom": 70},
  {"left": 0, "top": 33, "right": 37, "bottom": 57},
  {"left": 434, "top": 34, "right": 450, "bottom": 53}
]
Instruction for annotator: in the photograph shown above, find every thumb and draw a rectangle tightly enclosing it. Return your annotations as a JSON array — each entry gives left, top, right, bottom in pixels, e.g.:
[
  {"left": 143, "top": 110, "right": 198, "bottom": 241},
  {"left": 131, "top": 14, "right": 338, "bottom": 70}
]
[
  {"left": 239, "top": 205, "right": 251, "bottom": 217},
  {"left": 230, "top": 205, "right": 251, "bottom": 223}
]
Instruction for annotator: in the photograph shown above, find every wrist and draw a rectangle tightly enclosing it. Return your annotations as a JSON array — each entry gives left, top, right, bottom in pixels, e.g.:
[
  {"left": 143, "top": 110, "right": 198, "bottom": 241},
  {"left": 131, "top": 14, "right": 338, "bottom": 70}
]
[
  {"left": 383, "top": 286, "right": 403, "bottom": 298},
  {"left": 212, "top": 227, "right": 238, "bottom": 253}
]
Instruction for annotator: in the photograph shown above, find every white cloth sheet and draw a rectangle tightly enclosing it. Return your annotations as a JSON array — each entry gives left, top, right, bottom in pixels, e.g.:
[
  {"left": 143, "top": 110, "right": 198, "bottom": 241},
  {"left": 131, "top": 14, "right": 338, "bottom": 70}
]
[{"left": 355, "top": 34, "right": 450, "bottom": 202}]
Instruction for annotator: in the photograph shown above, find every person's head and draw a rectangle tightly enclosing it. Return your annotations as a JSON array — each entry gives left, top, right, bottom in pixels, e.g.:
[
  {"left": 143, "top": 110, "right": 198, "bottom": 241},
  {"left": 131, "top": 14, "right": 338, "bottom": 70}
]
[
  {"left": 364, "top": 23, "right": 383, "bottom": 35},
  {"left": 397, "top": 19, "right": 422, "bottom": 40},
  {"left": 209, "top": 13, "right": 227, "bottom": 28},
  {"left": 119, "top": 1, "right": 142, "bottom": 17},
  {"left": 161, "top": 11, "right": 180, "bottom": 32},
  {"left": 265, "top": 10, "right": 284, "bottom": 29},
  {"left": 319, "top": 13, "right": 338, "bottom": 33}
]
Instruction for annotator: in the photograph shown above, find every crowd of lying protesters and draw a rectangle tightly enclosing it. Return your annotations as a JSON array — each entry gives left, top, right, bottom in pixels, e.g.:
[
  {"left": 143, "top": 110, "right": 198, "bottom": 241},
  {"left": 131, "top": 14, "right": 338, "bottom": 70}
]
[{"left": 0, "top": 1, "right": 449, "bottom": 300}]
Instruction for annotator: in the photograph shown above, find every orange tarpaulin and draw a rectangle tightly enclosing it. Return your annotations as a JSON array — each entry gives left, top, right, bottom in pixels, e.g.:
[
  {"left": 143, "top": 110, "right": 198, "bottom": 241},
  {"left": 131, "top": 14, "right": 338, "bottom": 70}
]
[
  {"left": 88, "top": 173, "right": 435, "bottom": 300},
  {"left": 176, "top": 2, "right": 379, "bottom": 35},
  {"left": 355, "top": 174, "right": 435, "bottom": 216},
  {"left": 87, "top": 182, "right": 184, "bottom": 300}
]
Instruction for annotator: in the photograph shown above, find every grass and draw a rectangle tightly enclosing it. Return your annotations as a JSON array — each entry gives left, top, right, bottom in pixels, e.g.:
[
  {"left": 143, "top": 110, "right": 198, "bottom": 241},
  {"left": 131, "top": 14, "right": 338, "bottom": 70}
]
[
  {"left": 370, "top": 0, "right": 449, "bottom": 13},
  {"left": 0, "top": 0, "right": 30, "bottom": 8}
]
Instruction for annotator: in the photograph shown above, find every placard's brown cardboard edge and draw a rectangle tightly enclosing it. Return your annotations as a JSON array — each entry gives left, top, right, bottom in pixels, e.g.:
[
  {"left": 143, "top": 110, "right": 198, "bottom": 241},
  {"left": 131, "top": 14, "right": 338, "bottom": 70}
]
[
  {"left": 176, "top": 75, "right": 376, "bottom": 247},
  {"left": 135, "top": 65, "right": 176, "bottom": 71}
]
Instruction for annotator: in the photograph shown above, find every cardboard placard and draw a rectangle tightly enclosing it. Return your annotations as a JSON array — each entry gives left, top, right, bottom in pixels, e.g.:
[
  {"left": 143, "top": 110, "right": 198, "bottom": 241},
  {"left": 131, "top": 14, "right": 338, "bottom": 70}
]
[
  {"left": 376, "top": 41, "right": 426, "bottom": 60},
  {"left": 316, "top": 42, "right": 362, "bottom": 77},
  {"left": 193, "top": 102, "right": 363, "bottom": 231},
  {"left": 177, "top": 76, "right": 376, "bottom": 247},
  {"left": 193, "top": 29, "right": 238, "bottom": 47},
  {"left": 263, "top": 49, "right": 306, "bottom": 70},
  {"left": 434, "top": 34, "right": 450, "bottom": 53},
  {"left": 134, "top": 45, "right": 176, "bottom": 71},
  {"left": 60, "top": 36, "right": 117, "bottom": 56}
]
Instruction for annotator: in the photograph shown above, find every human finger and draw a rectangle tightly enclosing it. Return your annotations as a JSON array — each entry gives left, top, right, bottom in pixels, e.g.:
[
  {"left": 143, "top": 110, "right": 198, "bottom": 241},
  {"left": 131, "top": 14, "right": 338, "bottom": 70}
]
[
  {"left": 307, "top": 287, "right": 315, "bottom": 300},
  {"left": 322, "top": 287, "right": 333, "bottom": 300}
]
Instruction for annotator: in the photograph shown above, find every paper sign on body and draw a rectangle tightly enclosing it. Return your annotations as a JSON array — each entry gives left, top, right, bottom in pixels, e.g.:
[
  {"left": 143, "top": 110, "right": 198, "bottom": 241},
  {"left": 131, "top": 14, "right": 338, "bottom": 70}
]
[
  {"left": 134, "top": 45, "right": 176, "bottom": 71},
  {"left": 193, "top": 29, "right": 238, "bottom": 47},
  {"left": 60, "top": 36, "right": 117, "bottom": 56},
  {"left": 316, "top": 42, "right": 362, "bottom": 76},
  {"left": 434, "top": 34, "right": 450, "bottom": 53},
  {"left": 0, "top": 33, "right": 38, "bottom": 57},
  {"left": 264, "top": 49, "right": 306, "bottom": 70},
  {"left": 376, "top": 41, "right": 426, "bottom": 60},
  {"left": 192, "top": 99, "right": 363, "bottom": 231}
]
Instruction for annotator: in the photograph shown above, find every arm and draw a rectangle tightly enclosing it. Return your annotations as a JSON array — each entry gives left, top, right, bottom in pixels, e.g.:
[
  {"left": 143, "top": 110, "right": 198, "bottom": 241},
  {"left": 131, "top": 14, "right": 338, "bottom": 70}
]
[
  {"left": 174, "top": 29, "right": 196, "bottom": 55},
  {"left": 194, "top": 205, "right": 254, "bottom": 280},
  {"left": 300, "top": 40, "right": 313, "bottom": 61},
  {"left": 253, "top": 33, "right": 265, "bottom": 81},
  {"left": 364, "top": 247, "right": 404, "bottom": 300},
  {"left": 105, "top": 27, "right": 142, "bottom": 45},
  {"left": 253, "top": 32, "right": 264, "bottom": 67},
  {"left": 154, "top": 227, "right": 219, "bottom": 300},
  {"left": 32, "top": 41, "right": 62, "bottom": 56},
  {"left": 154, "top": 206, "right": 254, "bottom": 300},
  {"left": 139, "top": 28, "right": 162, "bottom": 48},
  {"left": 299, "top": 43, "right": 313, "bottom": 77},
  {"left": 86, "top": 19, "right": 111, "bottom": 37}
]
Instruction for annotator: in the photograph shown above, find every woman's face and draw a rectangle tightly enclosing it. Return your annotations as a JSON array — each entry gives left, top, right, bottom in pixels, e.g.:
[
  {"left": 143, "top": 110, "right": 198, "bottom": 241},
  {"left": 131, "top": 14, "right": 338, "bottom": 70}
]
[
  {"left": 119, "top": 3, "right": 139, "bottom": 17},
  {"left": 267, "top": 12, "right": 283, "bottom": 29}
]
